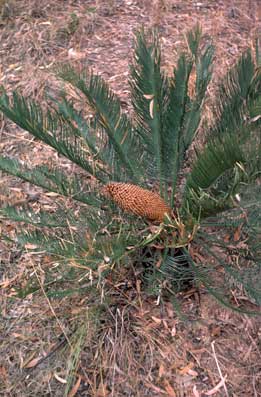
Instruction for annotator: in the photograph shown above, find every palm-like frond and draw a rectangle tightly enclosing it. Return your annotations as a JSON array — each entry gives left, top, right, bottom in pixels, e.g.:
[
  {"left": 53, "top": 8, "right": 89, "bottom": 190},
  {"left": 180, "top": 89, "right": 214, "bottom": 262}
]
[
  {"left": 181, "top": 26, "right": 213, "bottom": 152},
  {"left": 1, "top": 205, "right": 75, "bottom": 228},
  {"left": 239, "top": 184, "right": 261, "bottom": 261},
  {"left": 18, "top": 229, "right": 83, "bottom": 259},
  {"left": 53, "top": 96, "right": 108, "bottom": 162},
  {"left": 57, "top": 66, "right": 142, "bottom": 183},
  {"left": 188, "top": 180, "right": 261, "bottom": 309},
  {"left": 183, "top": 45, "right": 261, "bottom": 219},
  {"left": 183, "top": 134, "right": 246, "bottom": 218},
  {"left": 190, "top": 238, "right": 261, "bottom": 310},
  {"left": 163, "top": 53, "right": 193, "bottom": 202},
  {"left": 0, "top": 157, "right": 101, "bottom": 206},
  {"left": 130, "top": 28, "right": 169, "bottom": 192},
  {"left": 211, "top": 50, "right": 255, "bottom": 137},
  {"left": 0, "top": 91, "right": 108, "bottom": 181}
]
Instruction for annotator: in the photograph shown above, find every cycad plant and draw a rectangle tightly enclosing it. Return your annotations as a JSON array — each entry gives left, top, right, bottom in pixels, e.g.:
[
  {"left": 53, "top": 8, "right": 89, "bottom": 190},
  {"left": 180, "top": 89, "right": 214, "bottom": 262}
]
[{"left": 0, "top": 26, "right": 260, "bottom": 312}]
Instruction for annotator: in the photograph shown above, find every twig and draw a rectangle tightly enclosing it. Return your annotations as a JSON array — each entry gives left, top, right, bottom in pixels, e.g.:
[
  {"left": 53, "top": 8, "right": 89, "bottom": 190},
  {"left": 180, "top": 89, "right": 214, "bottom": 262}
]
[
  {"left": 252, "top": 374, "right": 258, "bottom": 397},
  {"left": 211, "top": 341, "right": 230, "bottom": 397},
  {"left": 27, "top": 331, "right": 73, "bottom": 370},
  {"left": 0, "top": 116, "right": 5, "bottom": 139}
]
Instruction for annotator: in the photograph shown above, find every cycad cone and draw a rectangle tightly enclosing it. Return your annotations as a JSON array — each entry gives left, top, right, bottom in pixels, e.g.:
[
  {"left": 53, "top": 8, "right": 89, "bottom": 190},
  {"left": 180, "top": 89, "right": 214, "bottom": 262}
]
[{"left": 101, "top": 182, "right": 171, "bottom": 222}]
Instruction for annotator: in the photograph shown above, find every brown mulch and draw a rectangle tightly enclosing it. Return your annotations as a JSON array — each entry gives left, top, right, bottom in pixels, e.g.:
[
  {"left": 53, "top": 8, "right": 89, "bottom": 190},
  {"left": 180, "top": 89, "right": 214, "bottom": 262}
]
[{"left": 0, "top": 1, "right": 260, "bottom": 396}]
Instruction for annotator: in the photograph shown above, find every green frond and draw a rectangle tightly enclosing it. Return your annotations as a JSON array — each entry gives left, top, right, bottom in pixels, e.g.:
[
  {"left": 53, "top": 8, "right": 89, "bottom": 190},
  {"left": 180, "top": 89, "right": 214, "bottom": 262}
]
[
  {"left": 163, "top": 53, "right": 193, "bottom": 202},
  {"left": 184, "top": 247, "right": 260, "bottom": 314},
  {"left": 17, "top": 228, "right": 105, "bottom": 270},
  {"left": 161, "top": 252, "right": 196, "bottom": 292},
  {"left": 57, "top": 66, "right": 141, "bottom": 183},
  {"left": 181, "top": 43, "right": 213, "bottom": 152},
  {"left": 0, "top": 157, "right": 101, "bottom": 207},
  {"left": 182, "top": 134, "right": 246, "bottom": 218},
  {"left": 17, "top": 215, "right": 141, "bottom": 268},
  {"left": 53, "top": 96, "right": 109, "bottom": 166},
  {"left": 164, "top": 30, "right": 213, "bottom": 205},
  {"left": 0, "top": 91, "right": 106, "bottom": 181},
  {"left": 15, "top": 262, "right": 97, "bottom": 299},
  {"left": 201, "top": 216, "right": 244, "bottom": 229},
  {"left": 52, "top": 94, "right": 135, "bottom": 182},
  {"left": 184, "top": 50, "right": 261, "bottom": 218},
  {"left": 0, "top": 205, "right": 79, "bottom": 228},
  {"left": 211, "top": 50, "right": 255, "bottom": 137},
  {"left": 228, "top": 264, "right": 261, "bottom": 306},
  {"left": 130, "top": 28, "right": 168, "bottom": 192},
  {"left": 186, "top": 23, "right": 202, "bottom": 59},
  {"left": 240, "top": 184, "right": 261, "bottom": 261},
  {"left": 18, "top": 229, "right": 82, "bottom": 257},
  {"left": 181, "top": 25, "right": 214, "bottom": 151},
  {"left": 196, "top": 185, "right": 261, "bottom": 262}
]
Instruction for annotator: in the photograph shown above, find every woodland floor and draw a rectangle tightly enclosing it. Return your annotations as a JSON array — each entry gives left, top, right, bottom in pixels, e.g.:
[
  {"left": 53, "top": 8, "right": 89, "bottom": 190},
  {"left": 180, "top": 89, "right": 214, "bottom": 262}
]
[{"left": 0, "top": 1, "right": 261, "bottom": 396}]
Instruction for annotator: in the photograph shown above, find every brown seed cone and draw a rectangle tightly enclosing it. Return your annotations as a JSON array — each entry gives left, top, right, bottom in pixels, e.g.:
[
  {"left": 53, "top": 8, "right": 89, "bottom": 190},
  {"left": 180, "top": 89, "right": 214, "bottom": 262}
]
[{"left": 101, "top": 182, "right": 171, "bottom": 222}]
